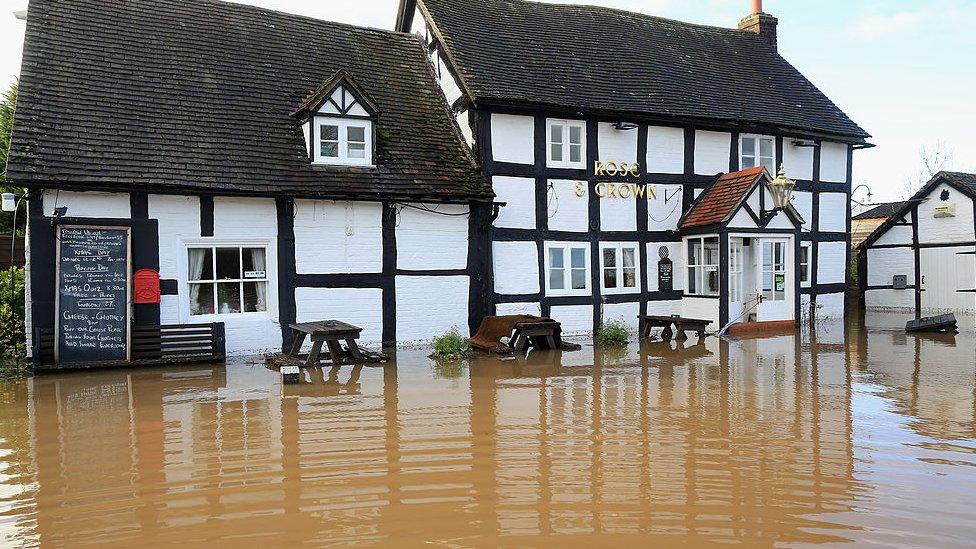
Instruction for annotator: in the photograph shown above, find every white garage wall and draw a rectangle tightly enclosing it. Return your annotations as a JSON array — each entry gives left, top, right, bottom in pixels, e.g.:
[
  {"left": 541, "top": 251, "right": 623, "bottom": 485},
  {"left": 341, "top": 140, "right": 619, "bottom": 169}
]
[
  {"left": 396, "top": 204, "right": 469, "bottom": 270},
  {"left": 491, "top": 113, "right": 535, "bottom": 165},
  {"left": 43, "top": 190, "right": 130, "bottom": 218},
  {"left": 820, "top": 142, "right": 849, "bottom": 183},
  {"left": 818, "top": 192, "right": 848, "bottom": 233},
  {"left": 492, "top": 176, "right": 536, "bottom": 229},
  {"left": 817, "top": 241, "right": 848, "bottom": 284},
  {"left": 867, "top": 248, "right": 914, "bottom": 286},
  {"left": 547, "top": 180, "right": 589, "bottom": 232},
  {"left": 395, "top": 275, "right": 470, "bottom": 342},
  {"left": 295, "top": 287, "right": 383, "bottom": 345},
  {"left": 646, "top": 126, "right": 684, "bottom": 174},
  {"left": 598, "top": 122, "right": 638, "bottom": 164},
  {"left": 917, "top": 183, "right": 976, "bottom": 244},
  {"left": 294, "top": 200, "right": 382, "bottom": 274},
  {"left": 493, "top": 241, "right": 540, "bottom": 295},
  {"left": 694, "top": 130, "right": 731, "bottom": 175}
]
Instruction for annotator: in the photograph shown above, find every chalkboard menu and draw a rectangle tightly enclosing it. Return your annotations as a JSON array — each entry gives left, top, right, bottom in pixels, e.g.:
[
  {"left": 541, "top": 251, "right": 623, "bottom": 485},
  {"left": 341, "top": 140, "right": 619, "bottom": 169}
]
[{"left": 56, "top": 226, "right": 130, "bottom": 363}]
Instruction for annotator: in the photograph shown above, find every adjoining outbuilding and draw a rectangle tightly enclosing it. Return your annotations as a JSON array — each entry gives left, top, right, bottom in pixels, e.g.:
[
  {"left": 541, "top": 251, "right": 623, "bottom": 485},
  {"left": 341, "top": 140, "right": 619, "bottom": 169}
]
[{"left": 858, "top": 172, "right": 976, "bottom": 315}]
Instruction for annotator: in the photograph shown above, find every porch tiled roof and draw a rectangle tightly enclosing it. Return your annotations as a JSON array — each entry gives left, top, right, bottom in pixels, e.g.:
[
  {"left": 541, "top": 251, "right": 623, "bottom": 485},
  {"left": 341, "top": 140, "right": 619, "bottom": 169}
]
[{"left": 680, "top": 166, "right": 766, "bottom": 229}]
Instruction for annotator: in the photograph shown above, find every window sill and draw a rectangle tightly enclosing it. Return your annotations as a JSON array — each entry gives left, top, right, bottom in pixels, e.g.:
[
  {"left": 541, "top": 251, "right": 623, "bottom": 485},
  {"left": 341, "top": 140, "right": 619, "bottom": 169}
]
[
  {"left": 188, "top": 311, "right": 272, "bottom": 322},
  {"left": 601, "top": 286, "right": 641, "bottom": 296},
  {"left": 311, "top": 161, "right": 376, "bottom": 169},
  {"left": 545, "top": 288, "right": 591, "bottom": 298}
]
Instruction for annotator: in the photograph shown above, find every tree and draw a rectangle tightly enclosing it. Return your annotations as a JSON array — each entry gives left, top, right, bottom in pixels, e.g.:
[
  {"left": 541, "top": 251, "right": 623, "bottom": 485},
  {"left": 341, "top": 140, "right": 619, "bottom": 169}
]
[
  {"left": 0, "top": 82, "right": 24, "bottom": 236},
  {"left": 901, "top": 141, "right": 954, "bottom": 199}
]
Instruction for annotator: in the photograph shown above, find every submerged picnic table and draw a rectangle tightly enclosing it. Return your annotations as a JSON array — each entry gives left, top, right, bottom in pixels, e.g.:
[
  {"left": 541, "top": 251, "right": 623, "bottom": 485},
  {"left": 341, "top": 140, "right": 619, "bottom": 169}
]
[
  {"left": 288, "top": 320, "right": 365, "bottom": 366},
  {"left": 639, "top": 315, "right": 711, "bottom": 342}
]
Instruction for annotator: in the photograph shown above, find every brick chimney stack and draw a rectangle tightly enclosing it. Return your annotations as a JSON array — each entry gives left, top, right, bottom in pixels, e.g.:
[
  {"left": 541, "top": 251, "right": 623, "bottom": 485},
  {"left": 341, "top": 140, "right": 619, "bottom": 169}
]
[{"left": 739, "top": 0, "right": 778, "bottom": 50}]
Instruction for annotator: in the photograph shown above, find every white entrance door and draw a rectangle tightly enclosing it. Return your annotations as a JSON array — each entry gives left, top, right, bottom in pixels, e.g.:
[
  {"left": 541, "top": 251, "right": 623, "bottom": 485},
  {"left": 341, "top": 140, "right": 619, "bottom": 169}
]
[
  {"left": 757, "top": 239, "right": 792, "bottom": 321},
  {"left": 920, "top": 246, "right": 976, "bottom": 311}
]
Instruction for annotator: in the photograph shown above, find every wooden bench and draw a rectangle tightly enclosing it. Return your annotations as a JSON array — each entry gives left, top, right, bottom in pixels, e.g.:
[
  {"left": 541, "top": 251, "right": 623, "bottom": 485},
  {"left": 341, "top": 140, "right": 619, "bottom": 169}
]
[
  {"left": 288, "top": 320, "right": 365, "bottom": 367},
  {"left": 639, "top": 315, "right": 711, "bottom": 342},
  {"left": 510, "top": 320, "right": 563, "bottom": 352}
]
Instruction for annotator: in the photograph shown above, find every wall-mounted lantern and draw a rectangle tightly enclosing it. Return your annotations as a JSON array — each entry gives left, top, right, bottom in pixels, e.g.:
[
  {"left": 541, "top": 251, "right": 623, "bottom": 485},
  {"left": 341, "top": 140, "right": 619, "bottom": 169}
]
[
  {"left": 767, "top": 164, "right": 795, "bottom": 210},
  {"left": 612, "top": 122, "right": 638, "bottom": 131}
]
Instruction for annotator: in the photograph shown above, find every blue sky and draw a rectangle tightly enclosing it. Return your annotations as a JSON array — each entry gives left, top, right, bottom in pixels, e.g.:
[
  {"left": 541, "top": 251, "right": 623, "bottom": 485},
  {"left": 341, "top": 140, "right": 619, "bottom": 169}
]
[{"left": 2, "top": 0, "right": 974, "bottom": 202}]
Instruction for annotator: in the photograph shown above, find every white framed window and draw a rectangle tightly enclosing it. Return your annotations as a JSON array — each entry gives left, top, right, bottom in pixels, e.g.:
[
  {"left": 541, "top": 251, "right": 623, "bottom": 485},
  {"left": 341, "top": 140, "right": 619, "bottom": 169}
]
[
  {"left": 547, "top": 119, "right": 586, "bottom": 168},
  {"left": 545, "top": 242, "right": 590, "bottom": 296},
  {"left": 740, "top": 134, "right": 775, "bottom": 172},
  {"left": 730, "top": 239, "right": 743, "bottom": 302},
  {"left": 762, "top": 241, "right": 787, "bottom": 301},
  {"left": 799, "top": 243, "right": 811, "bottom": 286},
  {"left": 687, "top": 236, "right": 720, "bottom": 296},
  {"left": 314, "top": 117, "right": 373, "bottom": 166},
  {"left": 600, "top": 243, "right": 639, "bottom": 293},
  {"left": 187, "top": 246, "right": 269, "bottom": 316}
]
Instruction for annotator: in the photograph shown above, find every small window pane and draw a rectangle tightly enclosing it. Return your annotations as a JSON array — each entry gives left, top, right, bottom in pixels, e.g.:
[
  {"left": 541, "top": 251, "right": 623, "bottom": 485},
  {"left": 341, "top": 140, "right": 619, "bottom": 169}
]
[
  {"left": 216, "top": 248, "right": 240, "bottom": 280},
  {"left": 623, "top": 268, "right": 637, "bottom": 288},
  {"left": 189, "top": 283, "right": 214, "bottom": 316},
  {"left": 322, "top": 125, "right": 339, "bottom": 140},
  {"left": 347, "top": 126, "right": 365, "bottom": 142},
  {"left": 570, "top": 248, "right": 586, "bottom": 269},
  {"left": 742, "top": 137, "right": 756, "bottom": 155},
  {"left": 742, "top": 156, "right": 756, "bottom": 169},
  {"left": 622, "top": 248, "right": 636, "bottom": 268},
  {"left": 242, "top": 248, "right": 267, "bottom": 279},
  {"left": 550, "top": 144, "right": 563, "bottom": 162},
  {"left": 569, "top": 143, "right": 582, "bottom": 163},
  {"left": 188, "top": 248, "right": 213, "bottom": 281},
  {"left": 688, "top": 267, "right": 698, "bottom": 294},
  {"left": 603, "top": 248, "right": 617, "bottom": 268},
  {"left": 243, "top": 282, "right": 267, "bottom": 312},
  {"left": 759, "top": 138, "right": 773, "bottom": 158},
  {"left": 348, "top": 142, "right": 366, "bottom": 158},
  {"left": 550, "top": 124, "right": 563, "bottom": 144},
  {"left": 604, "top": 268, "right": 617, "bottom": 288},
  {"left": 321, "top": 142, "right": 339, "bottom": 157},
  {"left": 571, "top": 268, "right": 587, "bottom": 290},
  {"left": 549, "top": 248, "right": 564, "bottom": 269},
  {"left": 549, "top": 269, "right": 565, "bottom": 290},
  {"left": 569, "top": 125, "right": 582, "bottom": 145},
  {"left": 216, "top": 282, "right": 241, "bottom": 314}
]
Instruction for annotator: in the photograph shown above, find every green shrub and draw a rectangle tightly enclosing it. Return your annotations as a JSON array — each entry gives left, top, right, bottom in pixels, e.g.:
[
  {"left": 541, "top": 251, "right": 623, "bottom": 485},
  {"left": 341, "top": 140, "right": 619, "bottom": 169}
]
[
  {"left": 0, "top": 303, "right": 26, "bottom": 377},
  {"left": 596, "top": 320, "right": 629, "bottom": 347},
  {"left": 0, "top": 268, "right": 25, "bottom": 319},
  {"left": 431, "top": 326, "right": 472, "bottom": 358}
]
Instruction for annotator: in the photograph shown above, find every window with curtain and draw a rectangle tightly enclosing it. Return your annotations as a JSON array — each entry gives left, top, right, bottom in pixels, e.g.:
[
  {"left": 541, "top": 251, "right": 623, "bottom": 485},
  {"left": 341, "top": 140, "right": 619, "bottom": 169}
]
[
  {"left": 188, "top": 246, "right": 268, "bottom": 316},
  {"left": 687, "top": 237, "right": 720, "bottom": 296},
  {"left": 601, "top": 244, "right": 638, "bottom": 292}
]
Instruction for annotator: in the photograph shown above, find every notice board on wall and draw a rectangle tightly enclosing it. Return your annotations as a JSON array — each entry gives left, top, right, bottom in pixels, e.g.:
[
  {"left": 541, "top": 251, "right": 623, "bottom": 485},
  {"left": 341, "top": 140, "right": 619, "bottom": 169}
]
[{"left": 56, "top": 226, "right": 131, "bottom": 363}]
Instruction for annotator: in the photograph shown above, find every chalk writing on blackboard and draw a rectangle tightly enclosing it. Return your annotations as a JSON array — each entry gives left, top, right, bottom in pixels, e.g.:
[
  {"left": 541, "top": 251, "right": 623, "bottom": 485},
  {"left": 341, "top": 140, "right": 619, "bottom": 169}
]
[{"left": 57, "top": 227, "right": 130, "bottom": 363}]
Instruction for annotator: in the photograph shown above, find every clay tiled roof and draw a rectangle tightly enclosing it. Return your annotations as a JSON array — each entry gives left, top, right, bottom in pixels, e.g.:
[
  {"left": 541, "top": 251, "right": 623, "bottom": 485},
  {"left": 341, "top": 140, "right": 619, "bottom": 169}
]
[
  {"left": 8, "top": 0, "right": 492, "bottom": 202},
  {"left": 408, "top": 0, "right": 869, "bottom": 141},
  {"left": 681, "top": 166, "right": 766, "bottom": 229}
]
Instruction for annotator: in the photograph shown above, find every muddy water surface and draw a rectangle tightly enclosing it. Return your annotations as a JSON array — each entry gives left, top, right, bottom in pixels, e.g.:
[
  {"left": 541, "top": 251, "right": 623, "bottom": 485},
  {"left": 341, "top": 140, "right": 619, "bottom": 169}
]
[{"left": 0, "top": 312, "right": 974, "bottom": 547}]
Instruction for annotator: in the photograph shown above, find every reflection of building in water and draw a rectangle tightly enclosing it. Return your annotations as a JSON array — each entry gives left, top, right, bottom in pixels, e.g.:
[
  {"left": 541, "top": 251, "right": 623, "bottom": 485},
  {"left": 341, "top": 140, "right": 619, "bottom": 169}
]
[
  {"left": 18, "top": 340, "right": 862, "bottom": 545},
  {"left": 857, "top": 313, "right": 976, "bottom": 441}
]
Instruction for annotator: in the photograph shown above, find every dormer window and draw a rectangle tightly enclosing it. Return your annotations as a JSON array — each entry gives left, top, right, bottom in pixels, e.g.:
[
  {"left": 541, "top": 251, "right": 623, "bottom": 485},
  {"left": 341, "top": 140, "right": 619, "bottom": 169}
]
[{"left": 293, "top": 70, "right": 379, "bottom": 168}]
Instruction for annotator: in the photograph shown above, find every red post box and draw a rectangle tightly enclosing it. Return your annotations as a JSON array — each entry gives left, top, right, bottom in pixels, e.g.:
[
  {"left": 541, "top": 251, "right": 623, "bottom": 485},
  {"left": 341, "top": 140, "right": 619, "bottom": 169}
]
[{"left": 133, "top": 268, "right": 161, "bottom": 304}]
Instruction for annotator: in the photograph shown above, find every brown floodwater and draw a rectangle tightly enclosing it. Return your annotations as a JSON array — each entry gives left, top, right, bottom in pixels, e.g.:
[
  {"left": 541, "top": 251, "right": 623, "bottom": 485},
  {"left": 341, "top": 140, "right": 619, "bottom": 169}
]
[{"left": 0, "top": 311, "right": 974, "bottom": 547}]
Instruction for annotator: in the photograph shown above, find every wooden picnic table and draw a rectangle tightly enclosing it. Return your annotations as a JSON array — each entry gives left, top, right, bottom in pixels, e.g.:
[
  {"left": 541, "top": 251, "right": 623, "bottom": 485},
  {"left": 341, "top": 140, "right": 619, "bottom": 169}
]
[
  {"left": 510, "top": 319, "right": 563, "bottom": 352},
  {"left": 639, "top": 315, "right": 711, "bottom": 342},
  {"left": 288, "top": 320, "right": 365, "bottom": 367}
]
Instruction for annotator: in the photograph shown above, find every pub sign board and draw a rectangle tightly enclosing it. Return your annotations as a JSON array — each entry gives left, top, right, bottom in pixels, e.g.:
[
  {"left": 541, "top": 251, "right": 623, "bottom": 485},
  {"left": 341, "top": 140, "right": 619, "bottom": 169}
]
[{"left": 55, "top": 226, "right": 131, "bottom": 363}]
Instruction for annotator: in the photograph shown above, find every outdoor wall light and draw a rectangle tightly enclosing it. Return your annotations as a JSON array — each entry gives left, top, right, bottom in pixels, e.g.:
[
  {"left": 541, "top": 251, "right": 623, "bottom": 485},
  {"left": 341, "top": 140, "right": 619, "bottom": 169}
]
[
  {"left": 767, "top": 164, "right": 796, "bottom": 210},
  {"left": 613, "top": 122, "right": 638, "bottom": 131},
  {"left": 1, "top": 193, "right": 17, "bottom": 212}
]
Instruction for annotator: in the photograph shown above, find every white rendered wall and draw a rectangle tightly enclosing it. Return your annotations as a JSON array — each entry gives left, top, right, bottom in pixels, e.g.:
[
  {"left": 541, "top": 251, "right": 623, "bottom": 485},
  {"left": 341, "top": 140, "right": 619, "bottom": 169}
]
[
  {"left": 295, "top": 287, "right": 383, "bottom": 345},
  {"left": 694, "top": 130, "right": 731, "bottom": 175},
  {"left": 42, "top": 190, "right": 130, "bottom": 218},
  {"left": 920, "top": 246, "right": 976, "bottom": 311},
  {"left": 817, "top": 241, "right": 848, "bottom": 284},
  {"left": 598, "top": 122, "right": 637, "bottom": 164},
  {"left": 547, "top": 180, "right": 588, "bottom": 232},
  {"left": 492, "top": 176, "right": 535, "bottom": 229},
  {"left": 648, "top": 184, "right": 683, "bottom": 231},
  {"left": 681, "top": 297, "right": 719, "bottom": 330},
  {"left": 213, "top": 197, "right": 277, "bottom": 238},
  {"left": 865, "top": 288, "right": 915, "bottom": 309},
  {"left": 396, "top": 204, "right": 468, "bottom": 270},
  {"left": 873, "top": 225, "right": 912, "bottom": 246},
  {"left": 294, "top": 200, "right": 382, "bottom": 274},
  {"left": 600, "top": 195, "right": 637, "bottom": 231},
  {"left": 148, "top": 195, "right": 202, "bottom": 325},
  {"left": 549, "top": 304, "right": 592, "bottom": 334},
  {"left": 648, "top": 299, "right": 682, "bottom": 317},
  {"left": 456, "top": 110, "right": 474, "bottom": 147},
  {"left": 820, "top": 142, "right": 849, "bottom": 183},
  {"left": 493, "top": 241, "right": 540, "bottom": 295},
  {"left": 791, "top": 191, "right": 813, "bottom": 230},
  {"left": 646, "top": 126, "right": 684, "bottom": 174},
  {"left": 646, "top": 242, "right": 683, "bottom": 292},
  {"left": 818, "top": 193, "right": 848, "bottom": 233},
  {"left": 435, "top": 49, "right": 464, "bottom": 107},
  {"left": 917, "top": 183, "right": 975, "bottom": 244},
  {"left": 783, "top": 140, "right": 814, "bottom": 180},
  {"left": 815, "top": 292, "right": 845, "bottom": 319},
  {"left": 491, "top": 114, "right": 535, "bottom": 165},
  {"left": 496, "top": 302, "right": 542, "bottom": 317},
  {"left": 602, "top": 302, "right": 639, "bottom": 330},
  {"left": 866, "top": 248, "right": 915, "bottom": 286},
  {"left": 395, "top": 275, "right": 469, "bottom": 342}
]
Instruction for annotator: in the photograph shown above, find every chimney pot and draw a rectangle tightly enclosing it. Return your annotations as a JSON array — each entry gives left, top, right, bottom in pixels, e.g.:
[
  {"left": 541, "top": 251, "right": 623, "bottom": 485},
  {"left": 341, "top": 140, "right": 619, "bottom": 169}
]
[{"left": 752, "top": 0, "right": 763, "bottom": 14}]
